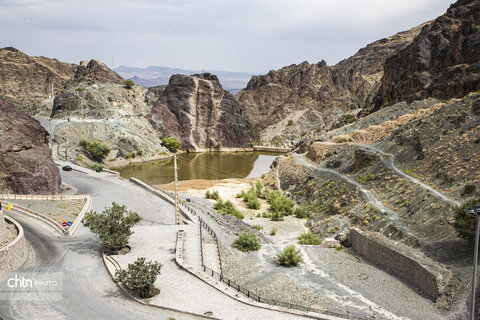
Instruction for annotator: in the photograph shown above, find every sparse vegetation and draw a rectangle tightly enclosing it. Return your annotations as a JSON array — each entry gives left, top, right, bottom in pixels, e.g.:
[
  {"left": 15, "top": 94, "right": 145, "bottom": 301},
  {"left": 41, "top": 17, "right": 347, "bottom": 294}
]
[
  {"left": 124, "top": 79, "right": 134, "bottom": 89},
  {"left": 214, "top": 199, "right": 244, "bottom": 219},
  {"left": 270, "top": 227, "right": 278, "bottom": 236},
  {"left": 205, "top": 190, "right": 220, "bottom": 200},
  {"left": 294, "top": 206, "right": 308, "bottom": 218},
  {"left": 276, "top": 245, "right": 303, "bottom": 267},
  {"left": 298, "top": 231, "right": 322, "bottom": 245},
  {"left": 315, "top": 126, "right": 322, "bottom": 133},
  {"left": 82, "top": 202, "right": 142, "bottom": 252},
  {"left": 114, "top": 257, "right": 162, "bottom": 298},
  {"left": 232, "top": 232, "right": 261, "bottom": 252},
  {"left": 79, "top": 139, "right": 110, "bottom": 162},
  {"left": 339, "top": 114, "right": 357, "bottom": 124},
  {"left": 91, "top": 163, "right": 106, "bottom": 172},
  {"left": 252, "top": 224, "right": 263, "bottom": 231},
  {"left": 288, "top": 119, "right": 293, "bottom": 126},
  {"left": 356, "top": 173, "right": 376, "bottom": 184},
  {"left": 162, "top": 137, "right": 181, "bottom": 151}
]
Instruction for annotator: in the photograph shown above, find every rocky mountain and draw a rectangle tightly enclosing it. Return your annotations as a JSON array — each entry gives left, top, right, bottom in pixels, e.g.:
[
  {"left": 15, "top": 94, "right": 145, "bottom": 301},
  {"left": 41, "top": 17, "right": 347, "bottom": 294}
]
[
  {"left": 115, "top": 65, "right": 254, "bottom": 94},
  {"left": 237, "top": 23, "right": 427, "bottom": 145},
  {"left": 70, "top": 59, "right": 124, "bottom": 86},
  {"left": 0, "top": 98, "right": 60, "bottom": 194},
  {"left": 0, "top": 47, "right": 77, "bottom": 115},
  {"left": 374, "top": 0, "right": 480, "bottom": 110},
  {"left": 148, "top": 73, "right": 256, "bottom": 151}
]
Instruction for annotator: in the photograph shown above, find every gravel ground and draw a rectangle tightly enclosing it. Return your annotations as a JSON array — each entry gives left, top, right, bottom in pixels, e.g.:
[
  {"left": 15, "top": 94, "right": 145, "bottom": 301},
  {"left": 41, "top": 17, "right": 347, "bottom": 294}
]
[
  {"left": 0, "top": 221, "right": 18, "bottom": 247},
  {"left": 1, "top": 198, "right": 86, "bottom": 224}
]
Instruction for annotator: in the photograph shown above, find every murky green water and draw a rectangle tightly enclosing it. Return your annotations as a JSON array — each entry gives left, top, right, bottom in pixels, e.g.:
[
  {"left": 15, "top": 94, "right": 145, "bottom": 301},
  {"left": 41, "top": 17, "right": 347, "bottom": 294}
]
[{"left": 117, "top": 152, "right": 283, "bottom": 185}]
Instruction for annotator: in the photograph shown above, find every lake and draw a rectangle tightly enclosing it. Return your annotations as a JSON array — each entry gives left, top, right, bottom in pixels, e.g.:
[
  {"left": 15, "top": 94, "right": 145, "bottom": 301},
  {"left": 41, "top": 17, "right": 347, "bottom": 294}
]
[{"left": 116, "top": 152, "right": 283, "bottom": 185}]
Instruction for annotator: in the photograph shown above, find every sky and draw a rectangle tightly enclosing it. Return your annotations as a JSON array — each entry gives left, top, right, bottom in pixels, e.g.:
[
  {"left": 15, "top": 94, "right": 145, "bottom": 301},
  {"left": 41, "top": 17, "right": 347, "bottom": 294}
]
[{"left": 0, "top": 0, "right": 454, "bottom": 74}]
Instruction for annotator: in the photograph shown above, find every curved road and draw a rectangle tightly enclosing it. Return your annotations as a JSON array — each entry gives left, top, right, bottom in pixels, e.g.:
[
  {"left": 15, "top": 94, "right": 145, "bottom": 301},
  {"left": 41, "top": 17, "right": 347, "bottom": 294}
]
[{"left": 0, "top": 169, "right": 203, "bottom": 320}]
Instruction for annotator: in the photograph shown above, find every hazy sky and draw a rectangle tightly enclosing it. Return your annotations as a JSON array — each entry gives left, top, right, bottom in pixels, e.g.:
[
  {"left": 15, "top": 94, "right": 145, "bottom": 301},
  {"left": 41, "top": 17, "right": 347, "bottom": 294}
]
[{"left": 0, "top": 0, "right": 454, "bottom": 73}]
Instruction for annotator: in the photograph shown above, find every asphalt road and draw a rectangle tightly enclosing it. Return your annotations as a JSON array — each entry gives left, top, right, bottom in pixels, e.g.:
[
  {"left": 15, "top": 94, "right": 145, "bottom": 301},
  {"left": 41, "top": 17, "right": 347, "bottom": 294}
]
[{"left": 0, "top": 170, "right": 203, "bottom": 320}]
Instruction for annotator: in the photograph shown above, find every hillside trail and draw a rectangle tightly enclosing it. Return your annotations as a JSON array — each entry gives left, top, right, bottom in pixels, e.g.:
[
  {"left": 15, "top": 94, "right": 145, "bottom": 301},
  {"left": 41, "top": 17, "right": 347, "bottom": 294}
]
[
  {"left": 309, "top": 141, "right": 460, "bottom": 207},
  {"left": 293, "top": 153, "right": 426, "bottom": 243}
]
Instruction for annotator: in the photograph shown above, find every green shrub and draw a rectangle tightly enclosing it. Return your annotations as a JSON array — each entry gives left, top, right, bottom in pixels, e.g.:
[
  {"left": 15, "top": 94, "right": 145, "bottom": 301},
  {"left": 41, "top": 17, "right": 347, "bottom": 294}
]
[
  {"left": 162, "top": 137, "right": 181, "bottom": 151},
  {"left": 114, "top": 257, "right": 162, "bottom": 298},
  {"left": 454, "top": 199, "right": 480, "bottom": 241},
  {"left": 91, "top": 163, "right": 106, "bottom": 172},
  {"left": 270, "top": 227, "right": 278, "bottom": 236},
  {"left": 247, "top": 197, "right": 261, "bottom": 210},
  {"left": 269, "top": 191, "right": 294, "bottom": 217},
  {"left": 124, "top": 79, "right": 134, "bottom": 89},
  {"left": 287, "top": 119, "right": 293, "bottom": 126},
  {"left": 315, "top": 126, "right": 322, "bottom": 133},
  {"left": 205, "top": 190, "right": 220, "bottom": 200},
  {"left": 214, "top": 200, "right": 244, "bottom": 219},
  {"left": 137, "top": 150, "right": 143, "bottom": 157},
  {"left": 262, "top": 212, "right": 271, "bottom": 218},
  {"left": 79, "top": 139, "right": 110, "bottom": 162},
  {"left": 232, "top": 232, "right": 261, "bottom": 252},
  {"left": 271, "top": 210, "right": 284, "bottom": 221},
  {"left": 276, "top": 245, "right": 303, "bottom": 267},
  {"left": 294, "top": 206, "right": 307, "bottom": 218},
  {"left": 298, "top": 232, "right": 322, "bottom": 245},
  {"left": 339, "top": 114, "right": 357, "bottom": 124},
  {"left": 252, "top": 224, "right": 263, "bottom": 231},
  {"left": 82, "top": 202, "right": 142, "bottom": 251}
]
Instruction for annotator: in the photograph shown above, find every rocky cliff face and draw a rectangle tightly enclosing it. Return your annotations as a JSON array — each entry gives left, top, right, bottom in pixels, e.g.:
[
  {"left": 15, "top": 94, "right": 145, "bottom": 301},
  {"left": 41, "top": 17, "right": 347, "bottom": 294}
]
[
  {"left": 0, "top": 47, "right": 76, "bottom": 115},
  {"left": 69, "top": 59, "right": 124, "bottom": 86},
  {"left": 0, "top": 98, "right": 60, "bottom": 194},
  {"left": 237, "top": 24, "right": 425, "bottom": 144},
  {"left": 148, "top": 73, "right": 256, "bottom": 151},
  {"left": 375, "top": 0, "right": 480, "bottom": 109}
]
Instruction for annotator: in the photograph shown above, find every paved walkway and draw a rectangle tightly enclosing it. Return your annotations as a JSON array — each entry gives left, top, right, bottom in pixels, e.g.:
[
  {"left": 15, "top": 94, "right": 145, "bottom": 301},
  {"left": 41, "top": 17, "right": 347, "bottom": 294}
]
[{"left": 111, "top": 225, "right": 319, "bottom": 320}]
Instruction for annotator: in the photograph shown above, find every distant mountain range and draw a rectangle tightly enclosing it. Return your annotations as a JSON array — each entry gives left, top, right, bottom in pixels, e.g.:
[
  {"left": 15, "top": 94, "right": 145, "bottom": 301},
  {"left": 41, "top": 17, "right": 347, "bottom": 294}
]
[{"left": 114, "top": 65, "right": 255, "bottom": 94}]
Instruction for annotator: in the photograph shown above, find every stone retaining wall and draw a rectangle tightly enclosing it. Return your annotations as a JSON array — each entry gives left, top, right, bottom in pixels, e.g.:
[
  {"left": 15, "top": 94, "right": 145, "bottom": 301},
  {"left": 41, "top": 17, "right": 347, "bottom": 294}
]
[
  {"left": 0, "top": 213, "right": 27, "bottom": 273},
  {"left": 349, "top": 228, "right": 449, "bottom": 300}
]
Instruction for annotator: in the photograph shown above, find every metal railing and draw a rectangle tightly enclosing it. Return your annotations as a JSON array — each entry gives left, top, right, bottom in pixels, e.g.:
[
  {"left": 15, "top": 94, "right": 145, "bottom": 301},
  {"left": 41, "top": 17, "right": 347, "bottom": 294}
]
[{"left": 140, "top": 179, "right": 366, "bottom": 319}]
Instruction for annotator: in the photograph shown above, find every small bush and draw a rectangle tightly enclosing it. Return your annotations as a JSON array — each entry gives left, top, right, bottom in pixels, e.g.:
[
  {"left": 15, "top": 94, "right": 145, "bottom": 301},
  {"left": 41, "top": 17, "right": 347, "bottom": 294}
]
[
  {"left": 315, "top": 126, "right": 322, "bottom": 133},
  {"left": 270, "top": 227, "right": 278, "bottom": 236},
  {"left": 298, "top": 232, "right": 322, "bottom": 245},
  {"left": 276, "top": 245, "right": 302, "bottom": 267},
  {"left": 247, "top": 198, "right": 261, "bottom": 210},
  {"left": 232, "top": 232, "right": 261, "bottom": 252},
  {"left": 79, "top": 139, "right": 110, "bottom": 162},
  {"left": 339, "top": 114, "right": 357, "bottom": 124},
  {"left": 294, "top": 206, "right": 307, "bottom": 218},
  {"left": 271, "top": 210, "right": 284, "bottom": 221},
  {"left": 124, "top": 79, "right": 134, "bottom": 89},
  {"left": 269, "top": 191, "right": 294, "bottom": 217},
  {"left": 252, "top": 224, "right": 263, "bottom": 231},
  {"left": 205, "top": 190, "right": 220, "bottom": 200},
  {"left": 287, "top": 119, "right": 293, "bottom": 126},
  {"left": 91, "top": 163, "right": 106, "bottom": 172},
  {"left": 137, "top": 150, "right": 143, "bottom": 157},
  {"left": 214, "top": 200, "right": 244, "bottom": 219},
  {"left": 162, "top": 137, "right": 181, "bottom": 151}
]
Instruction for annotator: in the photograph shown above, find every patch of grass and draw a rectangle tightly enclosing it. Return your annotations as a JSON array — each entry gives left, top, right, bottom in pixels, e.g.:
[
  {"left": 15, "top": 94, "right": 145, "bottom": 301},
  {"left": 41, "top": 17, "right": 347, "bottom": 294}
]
[
  {"left": 252, "top": 224, "right": 263, "bottom": 231},
  {"left": 356, "top": 173, "right": 376, "bottom": 184},
  {"left": 214, "top": 199, "right": 244, "bottom": 219},
  {"left": 270, "top": 227, "right": 277, "bottom": 236}
]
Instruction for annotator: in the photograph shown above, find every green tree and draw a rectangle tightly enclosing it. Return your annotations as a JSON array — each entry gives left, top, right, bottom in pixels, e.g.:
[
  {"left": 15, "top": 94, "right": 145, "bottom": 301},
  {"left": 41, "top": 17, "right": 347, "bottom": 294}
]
[
  {"left": 114, "top": 257, "right": 162, "bottom": 298},
  {"left": 79, "top": 139, "right": 110, "bottom": 162},
  {"left": 298, "top": 231, "right": 322, "bottom": 245},
  {"left": 232, "top": 232, "right": 261, "bottom": 252},
  {"left": 454, "top": 199, "right": 480, "bottom": 241},
  {"left": 124, "top": 79, "right": 134, "bottom": 89},
  {"left": 82, "top": 202, "right": 142, "bottom": 251},
  {"left": 276, "top": 245, "right": 303, "bottom": 267},
  {"left": 162, "top": 137, "right": 181, "bottom": 151}
]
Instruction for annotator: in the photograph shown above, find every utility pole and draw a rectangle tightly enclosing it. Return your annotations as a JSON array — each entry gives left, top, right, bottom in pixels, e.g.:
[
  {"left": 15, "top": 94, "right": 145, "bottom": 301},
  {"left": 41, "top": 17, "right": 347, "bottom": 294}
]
[
  {"left": 65, "top": 138, "right": 69, "bottom": 161},
  {"left": 466, "top": 205, "right": 480, "bottom": 320},
  {"left": 174, "top": 154, "right": 180, "bottom": 225}
]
